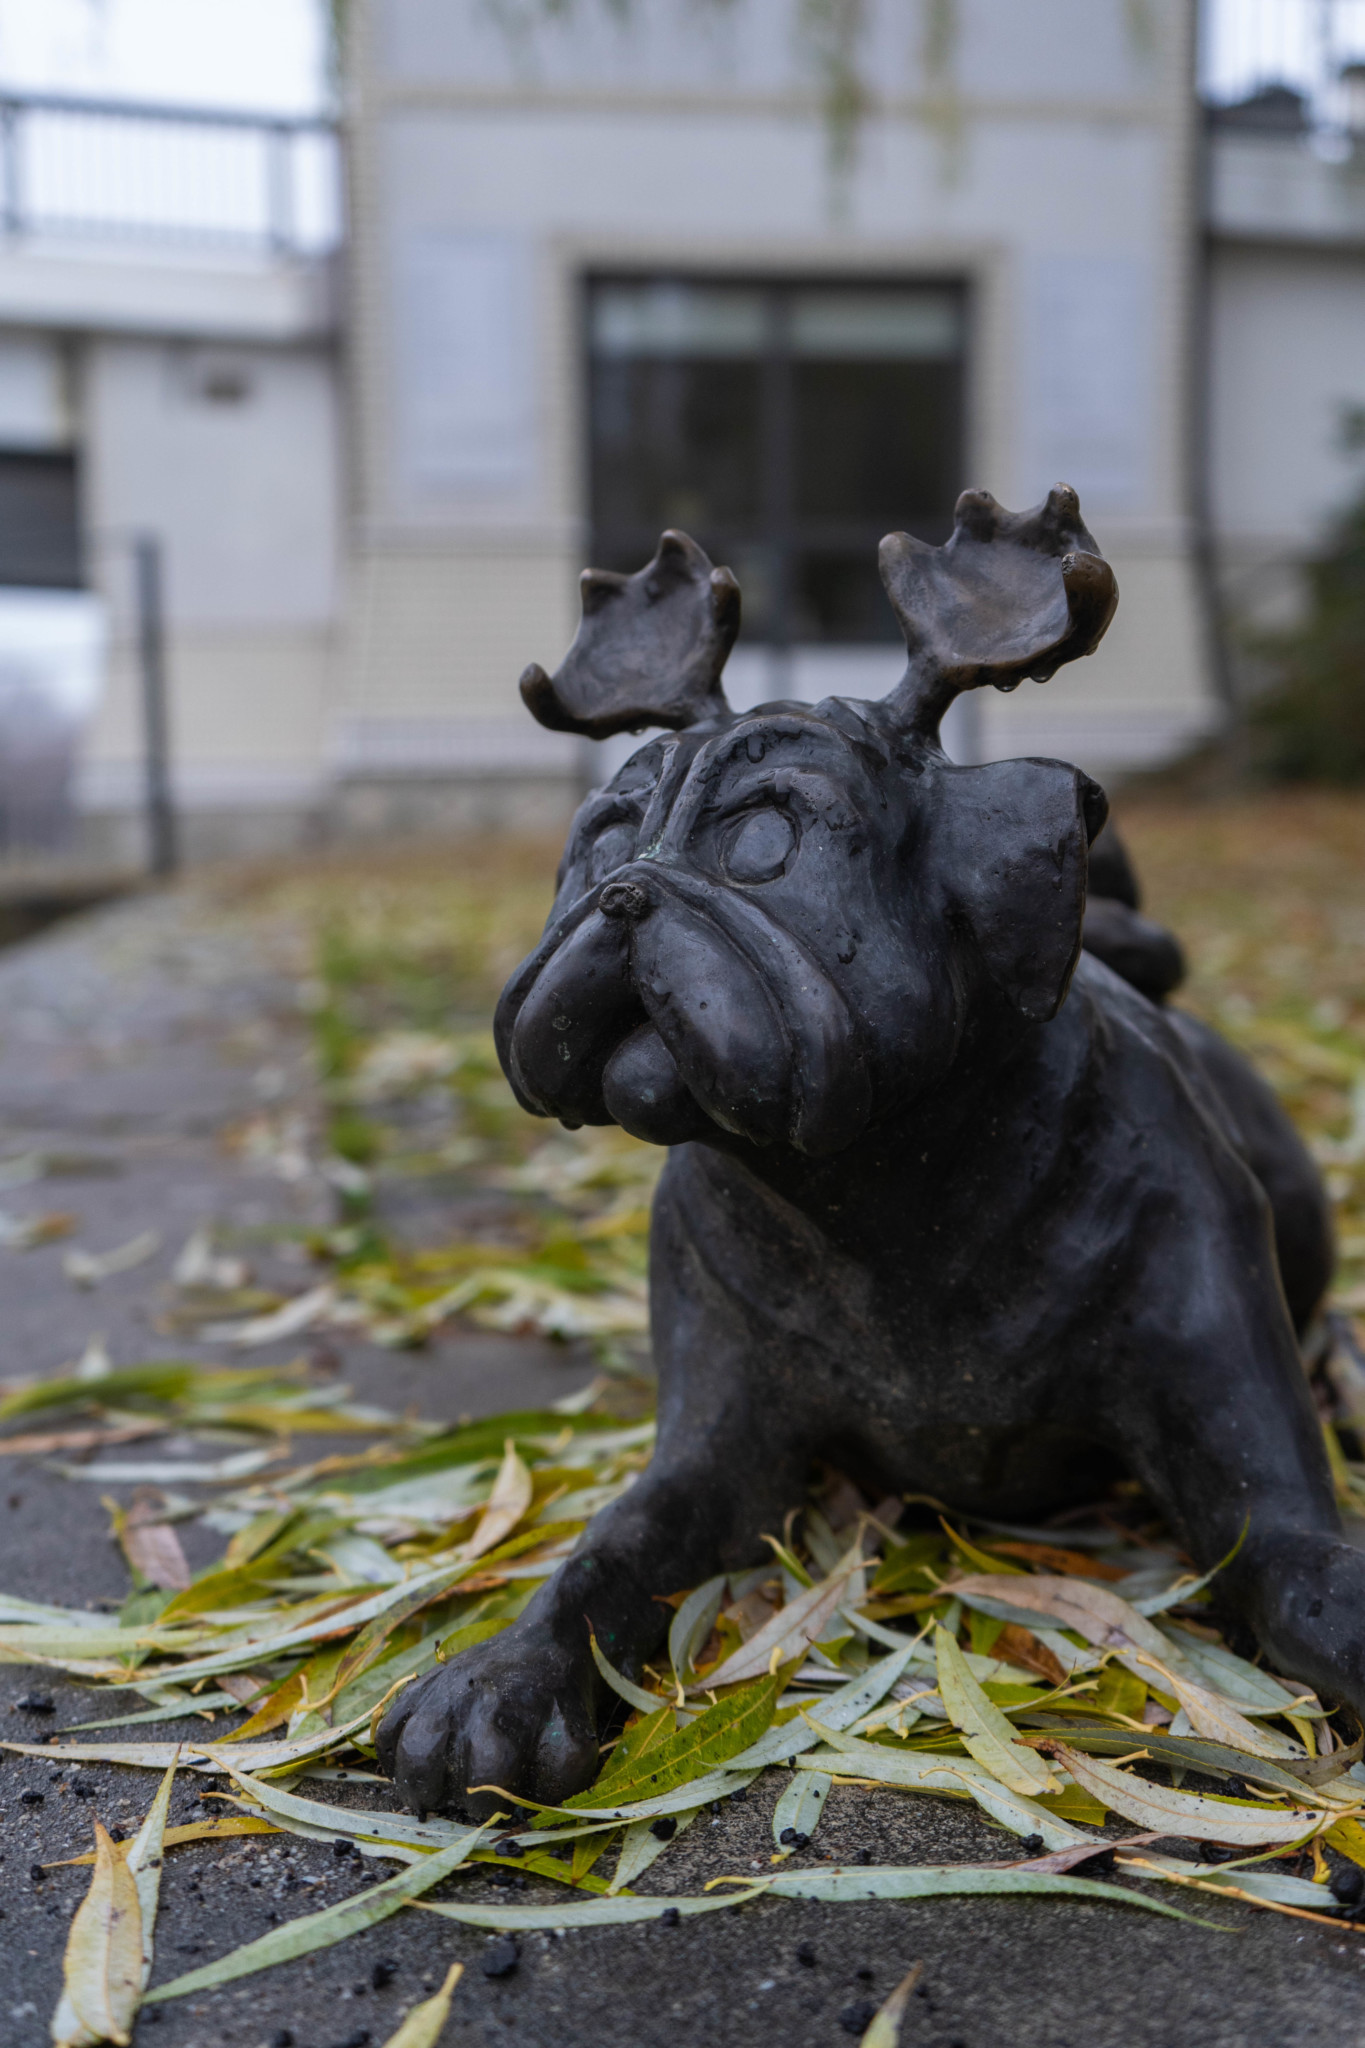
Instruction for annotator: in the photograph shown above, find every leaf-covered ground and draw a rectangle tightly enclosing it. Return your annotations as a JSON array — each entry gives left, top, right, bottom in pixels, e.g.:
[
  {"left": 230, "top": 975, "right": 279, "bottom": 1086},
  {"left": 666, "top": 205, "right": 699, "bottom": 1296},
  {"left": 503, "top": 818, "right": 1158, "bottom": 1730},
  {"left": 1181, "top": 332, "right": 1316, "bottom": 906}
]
[{"left": 6, "top": 793, "right": 1365, "bottom": 2047}]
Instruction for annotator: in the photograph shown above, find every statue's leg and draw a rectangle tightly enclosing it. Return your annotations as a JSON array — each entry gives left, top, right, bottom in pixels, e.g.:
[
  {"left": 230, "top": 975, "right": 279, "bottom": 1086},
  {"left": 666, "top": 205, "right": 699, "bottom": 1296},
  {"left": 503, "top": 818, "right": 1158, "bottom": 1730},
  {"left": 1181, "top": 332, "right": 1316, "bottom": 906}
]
[
  {"left": 377, "top": 1159, "right": 809, "bottom": 1818},
  {"left": 1123, "top": 1229, "right": 1365, "bottom": 1714}
]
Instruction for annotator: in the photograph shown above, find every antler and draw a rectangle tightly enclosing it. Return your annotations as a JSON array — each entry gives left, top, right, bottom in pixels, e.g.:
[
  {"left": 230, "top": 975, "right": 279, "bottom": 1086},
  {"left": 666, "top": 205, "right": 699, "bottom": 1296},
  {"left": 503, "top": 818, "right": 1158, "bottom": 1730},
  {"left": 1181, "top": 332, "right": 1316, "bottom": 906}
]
[
  {"left": 879, "top": 485, "right": 1118, "bottom": 741},
  {"left": 518, "top": 530, "right": 738, "bottom": 741}
]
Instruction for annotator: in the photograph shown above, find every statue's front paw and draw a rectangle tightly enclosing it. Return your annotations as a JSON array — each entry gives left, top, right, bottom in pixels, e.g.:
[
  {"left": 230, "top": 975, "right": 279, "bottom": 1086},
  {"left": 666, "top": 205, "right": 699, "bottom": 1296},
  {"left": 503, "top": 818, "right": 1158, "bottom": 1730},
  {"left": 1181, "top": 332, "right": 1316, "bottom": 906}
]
[{"left": 375, "top": 1623, "right": 600, "bottom": 1820}]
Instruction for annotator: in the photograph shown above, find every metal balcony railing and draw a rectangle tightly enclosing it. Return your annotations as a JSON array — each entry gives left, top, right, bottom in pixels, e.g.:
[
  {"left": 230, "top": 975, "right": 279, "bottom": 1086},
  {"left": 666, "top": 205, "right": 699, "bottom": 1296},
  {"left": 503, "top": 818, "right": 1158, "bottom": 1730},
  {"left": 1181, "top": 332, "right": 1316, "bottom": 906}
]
[
  {"left": 1202, "top": 0, "right": 1365, "bottom": 146},
  {"left": 0, "top": 91, "right": 341, "bottom": 256}
]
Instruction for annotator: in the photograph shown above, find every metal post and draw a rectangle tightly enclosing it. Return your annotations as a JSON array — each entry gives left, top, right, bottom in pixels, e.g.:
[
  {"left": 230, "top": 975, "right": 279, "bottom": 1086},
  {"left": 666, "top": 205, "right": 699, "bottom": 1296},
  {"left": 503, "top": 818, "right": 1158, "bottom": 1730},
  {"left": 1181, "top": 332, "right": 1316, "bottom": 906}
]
[
  {"left": 266, "top": 122, "right": 294, "bottom": 255},
  {"left": 133, "top": 535, "right": 177, "bottom": 877},
  {"left": 0, "top": 101, "right": 21, "bottom": 237}
]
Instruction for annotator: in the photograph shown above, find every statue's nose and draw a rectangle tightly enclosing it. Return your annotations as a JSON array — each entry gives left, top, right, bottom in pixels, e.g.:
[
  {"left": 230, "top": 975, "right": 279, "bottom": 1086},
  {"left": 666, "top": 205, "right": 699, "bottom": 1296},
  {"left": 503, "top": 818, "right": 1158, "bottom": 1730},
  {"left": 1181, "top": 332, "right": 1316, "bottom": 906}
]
[{"left": 598, "top": 879, "right": 652, "bottom": 922}]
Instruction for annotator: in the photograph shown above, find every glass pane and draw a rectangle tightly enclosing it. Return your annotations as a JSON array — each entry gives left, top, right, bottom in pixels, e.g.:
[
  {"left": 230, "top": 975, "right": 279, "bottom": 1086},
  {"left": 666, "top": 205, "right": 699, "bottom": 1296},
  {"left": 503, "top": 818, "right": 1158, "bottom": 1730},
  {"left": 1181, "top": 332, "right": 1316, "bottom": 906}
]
[
  {"left": 790, "top": 288, "right": 962, "bottom": 360},
  {"left": 794, "top": 551, "right": 902, "bottom": 642},
  {"left": 592, "top": 281, "right": 766, "bottom": 358},
  {"left": 589, "top": 357, "right": 762, "bottom": 552},
  {"left": 0, "top": 454, "right": 81, "bottom": 588},
  {"left": 793, "top": 360, "right": 963, "bottom": 529}
]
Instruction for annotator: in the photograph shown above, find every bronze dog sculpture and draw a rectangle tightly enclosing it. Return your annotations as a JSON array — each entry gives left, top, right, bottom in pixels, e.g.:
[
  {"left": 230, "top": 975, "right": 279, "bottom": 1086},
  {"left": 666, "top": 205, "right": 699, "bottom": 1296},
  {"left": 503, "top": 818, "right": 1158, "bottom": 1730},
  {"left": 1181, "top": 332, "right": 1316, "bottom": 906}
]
[{"left": 379, "top": 486, "right": 1344, "bottom": 1820}]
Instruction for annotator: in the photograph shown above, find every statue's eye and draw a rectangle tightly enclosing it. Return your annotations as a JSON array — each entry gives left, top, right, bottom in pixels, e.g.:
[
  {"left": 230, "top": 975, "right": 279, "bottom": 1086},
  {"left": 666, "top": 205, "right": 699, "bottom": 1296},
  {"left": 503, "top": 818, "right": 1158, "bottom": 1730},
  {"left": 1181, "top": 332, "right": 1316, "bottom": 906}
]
[
  {"left": 589, "top": 821, "right": 637, "bottom": 885},
  {"left": 725, "top": 808, "right": 796, "bottom": 884}
]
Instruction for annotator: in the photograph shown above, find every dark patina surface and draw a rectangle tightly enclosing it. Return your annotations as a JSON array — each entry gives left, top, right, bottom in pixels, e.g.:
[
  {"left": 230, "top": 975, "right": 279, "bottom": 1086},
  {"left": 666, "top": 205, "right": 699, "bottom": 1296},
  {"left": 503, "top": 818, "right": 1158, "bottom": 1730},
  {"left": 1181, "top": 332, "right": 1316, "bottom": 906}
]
[{"left": 379, "top": 487, "right": 1343, "bottom": 1823}]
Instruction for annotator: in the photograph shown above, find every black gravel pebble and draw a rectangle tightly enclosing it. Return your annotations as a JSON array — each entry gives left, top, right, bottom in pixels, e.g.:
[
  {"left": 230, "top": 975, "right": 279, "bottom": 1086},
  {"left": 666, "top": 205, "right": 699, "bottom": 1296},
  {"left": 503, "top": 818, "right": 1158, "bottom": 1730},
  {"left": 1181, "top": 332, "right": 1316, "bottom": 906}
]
[
  {"left": 488, "top": 1866, "right": 526, "bottom": 1890},
  {"left": 329, "top": 2033, "right": 370, "bottom": 2048},
  {"left": 371, "top": 1959, "right": 398, "bottom": 1989},
  {"left": 855, "top": 1965, "right": 874, "bottom": 1982},
  {"left": 15, "top": 1694, "right": 54, "bottom": 1713},
  {"left": 796, "top": 1940, "right": 817, "bottom": 1967},
  {"left": 71, "top": 1776, "right": 98, "bottom": 1799},
  {"left": 494, "top": 1836, "right": 522, "bottom": 1857},
  {"left": 650, "top": 1816, "right": 677, "bottom": 1841},
  {"left": 1020, "top": 1834, "right": 1044, "bottom": 1856},
  {"left": 481, "top": 1935, "right": 520, "bottom": 1978},
  {"left": 269, "top": 2030, "right": 294, "bottom": 2048},
  {"left": 659, "top": 1906, "right": 681, "bottom": 1928},
  {"left": 1332, "top": 1866, "right": 1365, "bottom": 1905},
  {"left": 779, "top": 1826, "right": 811, "bottom": 1849},
  {"left": 840, "top": 2000, "right": 879, "bottom": 2034},
  {"left": 333, "top": 1837, "right": 358, "bottom": 1858},
  {"left": 29, "top": 1864, "right": 46, "bottom": 1882},
  {"left": 20, "top": 1789, "right": 43, "bottom": 1806}
]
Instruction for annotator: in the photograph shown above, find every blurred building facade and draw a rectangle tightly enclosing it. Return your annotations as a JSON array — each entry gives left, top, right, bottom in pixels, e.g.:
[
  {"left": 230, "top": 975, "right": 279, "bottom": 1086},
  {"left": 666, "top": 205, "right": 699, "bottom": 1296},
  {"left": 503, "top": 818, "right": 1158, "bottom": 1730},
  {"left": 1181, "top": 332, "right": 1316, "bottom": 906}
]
[
  {"left": 4, "top": 0, "right": 1365, "bottom": 862},
  {"left": 335, "top": 0, "right": 1216, "bottom": 832},
  {"left": 0, "top": 95, "right": 340, "bottom": 863}
]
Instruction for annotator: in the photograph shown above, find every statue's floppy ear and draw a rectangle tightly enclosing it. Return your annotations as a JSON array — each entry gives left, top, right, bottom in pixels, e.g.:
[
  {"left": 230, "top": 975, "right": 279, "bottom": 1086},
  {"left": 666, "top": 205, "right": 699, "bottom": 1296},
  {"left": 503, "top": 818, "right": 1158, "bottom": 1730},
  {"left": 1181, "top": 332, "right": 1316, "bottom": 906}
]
[{"left": 932, "top": 758, "right": 1108, "bottom": 1022}]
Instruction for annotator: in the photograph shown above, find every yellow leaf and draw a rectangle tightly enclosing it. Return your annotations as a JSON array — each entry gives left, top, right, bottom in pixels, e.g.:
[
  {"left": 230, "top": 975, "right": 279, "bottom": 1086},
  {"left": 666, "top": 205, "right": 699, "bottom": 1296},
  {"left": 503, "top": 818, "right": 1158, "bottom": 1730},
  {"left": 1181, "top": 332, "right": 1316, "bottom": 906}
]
[
  {"left": 379, "top": 1962, "right": 464, "bottom": 2048},
  {"left": 934, "top": 1626, "right": 1058, "bottom": 1798},
  {"left": 859, "top": 1962, "right": 924, "bottom": 2047},
  {"left": 464, "top": 1440, "right": 533, "bottom": 1562},
  {"left": 52, "top": 1821, "right": 143, "bottom": 2047}
]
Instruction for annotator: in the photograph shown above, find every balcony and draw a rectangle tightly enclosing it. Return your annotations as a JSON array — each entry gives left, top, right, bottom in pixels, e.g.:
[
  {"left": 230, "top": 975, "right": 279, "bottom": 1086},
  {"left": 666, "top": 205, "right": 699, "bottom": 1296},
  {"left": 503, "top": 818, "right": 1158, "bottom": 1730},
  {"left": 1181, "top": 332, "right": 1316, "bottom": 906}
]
[{"left": 0, "top": 92, "right": 343, "bottom": 341}]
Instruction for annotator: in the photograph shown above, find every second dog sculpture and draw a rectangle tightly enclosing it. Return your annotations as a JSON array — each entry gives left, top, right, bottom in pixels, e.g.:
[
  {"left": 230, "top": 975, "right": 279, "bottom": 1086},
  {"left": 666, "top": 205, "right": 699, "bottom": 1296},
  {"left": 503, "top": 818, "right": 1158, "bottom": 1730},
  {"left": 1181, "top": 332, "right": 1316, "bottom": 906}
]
[{"left": 379, "top": 487, "right": 1343, "bottom": 1820}]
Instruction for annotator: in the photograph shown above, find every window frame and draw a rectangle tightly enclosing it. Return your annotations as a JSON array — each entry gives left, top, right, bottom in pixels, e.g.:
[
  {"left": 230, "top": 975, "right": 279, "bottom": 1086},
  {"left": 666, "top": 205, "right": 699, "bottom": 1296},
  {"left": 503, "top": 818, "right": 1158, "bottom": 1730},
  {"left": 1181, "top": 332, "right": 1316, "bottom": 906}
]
[{"left": 582, "top": 268, "right": 971, "bottom": 648}]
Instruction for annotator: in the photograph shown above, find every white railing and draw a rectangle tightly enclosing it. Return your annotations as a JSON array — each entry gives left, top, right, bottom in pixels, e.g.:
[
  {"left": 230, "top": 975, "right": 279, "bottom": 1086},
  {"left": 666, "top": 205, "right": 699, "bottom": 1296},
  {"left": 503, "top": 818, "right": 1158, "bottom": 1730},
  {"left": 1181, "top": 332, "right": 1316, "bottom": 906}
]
[{"left": 0, "top": 92, "right": 341, "bottom": 256}]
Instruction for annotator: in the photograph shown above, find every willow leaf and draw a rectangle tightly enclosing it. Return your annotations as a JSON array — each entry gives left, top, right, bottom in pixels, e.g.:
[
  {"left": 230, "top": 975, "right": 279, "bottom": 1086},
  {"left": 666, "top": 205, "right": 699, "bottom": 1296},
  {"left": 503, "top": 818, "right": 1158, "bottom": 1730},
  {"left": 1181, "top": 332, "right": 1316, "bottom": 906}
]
[
  {"left": 934, "top": 1625, "right": 1057, "bottom": 1797},
  {"left": 561, "top": 1669, "right": 785, "bottom": 1809},
  {"left": 1048, "top": 1743, "right": 1331, "bottom": 1846},
  {"left": 145, "top": 1828, "right": 491, "bottom": 2001},
  {"left": 379, "top": 1961, "right": 464, "bottom": 2048},
  {"left": 415, "top": 1887, "right": 765, "bottom": 1931},
  {"left": 52, "top": 1822, "right": 143, "bottom": 2046}
]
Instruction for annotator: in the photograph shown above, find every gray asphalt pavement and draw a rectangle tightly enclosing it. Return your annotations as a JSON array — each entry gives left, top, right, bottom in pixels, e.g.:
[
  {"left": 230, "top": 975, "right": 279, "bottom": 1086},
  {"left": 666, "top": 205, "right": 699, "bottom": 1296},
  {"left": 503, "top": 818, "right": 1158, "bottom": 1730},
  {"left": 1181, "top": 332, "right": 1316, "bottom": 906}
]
[{"left": 2, "top": 882, "right": 1364, "bottom": 2048}]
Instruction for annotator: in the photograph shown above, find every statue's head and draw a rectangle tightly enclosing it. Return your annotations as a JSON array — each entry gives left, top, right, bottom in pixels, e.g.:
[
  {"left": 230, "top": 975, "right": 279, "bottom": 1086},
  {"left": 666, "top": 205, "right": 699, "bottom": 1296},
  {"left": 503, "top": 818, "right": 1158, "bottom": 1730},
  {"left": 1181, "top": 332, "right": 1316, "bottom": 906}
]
[{"left": 494, "top": 488, "right": 1116, "bottom": 1158}]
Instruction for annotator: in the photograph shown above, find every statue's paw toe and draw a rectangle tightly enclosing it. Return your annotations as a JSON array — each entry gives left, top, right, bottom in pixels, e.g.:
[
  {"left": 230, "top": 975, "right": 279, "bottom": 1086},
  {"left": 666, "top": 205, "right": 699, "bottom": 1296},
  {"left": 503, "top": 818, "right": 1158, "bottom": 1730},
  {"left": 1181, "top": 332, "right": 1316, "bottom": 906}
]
[{"left": 376, "top": 1631, "right": 599, "bottom": 1820}]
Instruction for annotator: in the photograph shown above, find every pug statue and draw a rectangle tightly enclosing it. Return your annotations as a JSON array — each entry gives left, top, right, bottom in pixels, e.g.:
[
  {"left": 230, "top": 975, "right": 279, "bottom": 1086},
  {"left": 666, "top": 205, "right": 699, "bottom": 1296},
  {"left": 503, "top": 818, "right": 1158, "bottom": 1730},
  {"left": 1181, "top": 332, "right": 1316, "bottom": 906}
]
[{"left": 378, "top": 486, "right": 1345, "bottom": 1820}]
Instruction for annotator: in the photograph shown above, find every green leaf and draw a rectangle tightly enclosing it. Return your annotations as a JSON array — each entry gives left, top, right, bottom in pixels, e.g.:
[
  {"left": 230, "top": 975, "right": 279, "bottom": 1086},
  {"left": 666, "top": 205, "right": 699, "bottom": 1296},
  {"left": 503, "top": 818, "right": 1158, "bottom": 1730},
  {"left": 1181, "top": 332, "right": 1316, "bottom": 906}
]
[
  {"left": 724, "top": 1862, "right": 1210, "bottom": 1922},
  {"left": 934, "top": 1625, "right": 1058, "bottom": 1798},
  {"left": 1048, "top": 1743, "right": 1329, "bottom": 1846},
  {"left": 608, "top": 1806, "right": 704, "bottom": 1894},
  {"left": 668, "top": 1575, "right": 726, "bottom": 1686},
  {"left": 220, "top": 1765, "right": 480, "bottom": 1855},
  {"left": 144, "top": 1827, "right": 493, "bottom": 2001},
  {"left": 590, "top": 1632, "right": 668, "bottom": 1716},
  {"left": 562, "top": 1669, "right": 786, "bottom": 1810},
  {"left": 415, "top": 1887, "right": 766, "bottom": 1931},
  {"left": 772, "top": 1769, "right": 831, "bottom": 1851}
]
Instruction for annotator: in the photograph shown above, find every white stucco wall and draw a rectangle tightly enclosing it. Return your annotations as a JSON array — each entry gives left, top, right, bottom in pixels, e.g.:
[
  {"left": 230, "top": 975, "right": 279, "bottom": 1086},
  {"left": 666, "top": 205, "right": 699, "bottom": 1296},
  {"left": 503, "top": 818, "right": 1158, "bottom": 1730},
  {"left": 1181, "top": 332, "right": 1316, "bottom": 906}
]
[
  {"left": 77, "top": 332, "right": 341, "bottom": 820},
  {"left": 1209, "top": 240, "right": 1365, "bottom": 621}
]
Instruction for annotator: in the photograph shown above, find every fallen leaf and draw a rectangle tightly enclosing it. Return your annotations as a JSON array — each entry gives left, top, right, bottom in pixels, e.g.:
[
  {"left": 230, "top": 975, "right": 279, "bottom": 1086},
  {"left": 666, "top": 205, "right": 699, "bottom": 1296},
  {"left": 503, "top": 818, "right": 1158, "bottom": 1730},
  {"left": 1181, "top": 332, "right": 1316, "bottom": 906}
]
[
  {"left": 859, "top": 1961, "right": 924, "bottom": 2047},
  {"left": 463, "top": 1440, "right": 533, "bottom": 1562},
  {"left": 378, "top": 1961, "right": 464, "bottom": 2048},
  {"left": 934, "top": 1624, "right": 1058, "bottom": 1798},
  {"left": 144, "top": 1828, "right": 491, "bottom": 2002},
  {"left": 1042, "top": 1742, "right": 1330, "bottom": 1846},
  {"left": 772, "top": 1769, "right": 831, "bottom": 1852},
  {"left": 64, "top": 1232, "right": 162, "bottom": 1287},
  {"left": 52, "top": 1821, "right": 143, "bottom": 2046},
  {"left": 698, "top": 1557, "right": 860, "bottom": 1688}
]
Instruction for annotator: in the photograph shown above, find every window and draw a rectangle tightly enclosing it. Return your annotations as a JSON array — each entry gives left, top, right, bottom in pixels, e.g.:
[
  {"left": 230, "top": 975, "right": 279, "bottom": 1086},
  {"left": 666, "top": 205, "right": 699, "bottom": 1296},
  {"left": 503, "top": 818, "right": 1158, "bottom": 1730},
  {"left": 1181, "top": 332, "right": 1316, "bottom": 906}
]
[
  {"left": 0, "top": 452, "right": 81, "bottom": 588},
  {"left": 587, "top": 275, "right": 966, "bottom": 643}
]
